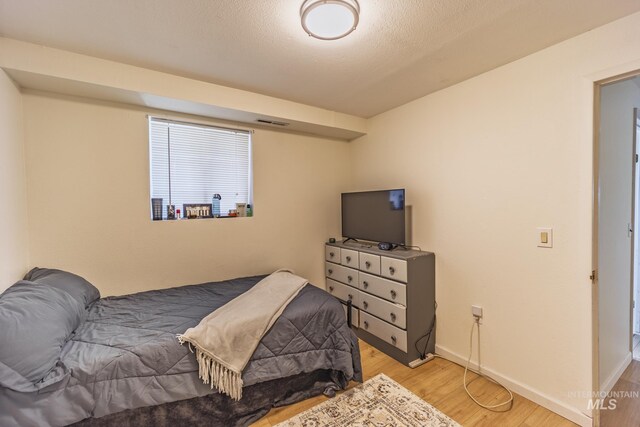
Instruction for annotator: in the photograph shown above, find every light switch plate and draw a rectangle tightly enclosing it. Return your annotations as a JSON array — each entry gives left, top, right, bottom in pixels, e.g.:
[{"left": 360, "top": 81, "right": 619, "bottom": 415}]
[{"left": 537, "top": 227, "right": 553, "bottom": 248}]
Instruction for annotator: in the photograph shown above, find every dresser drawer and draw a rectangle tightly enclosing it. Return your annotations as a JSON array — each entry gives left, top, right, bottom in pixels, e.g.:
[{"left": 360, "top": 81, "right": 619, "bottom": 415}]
[
  {"left": 358, "top": 272, "right": 406, "bottom": 305},
  {"left": 325, "top": 246, "right": 341, "bottom": 262},
  {"left": 359, "top": 252, "right": 380, "bottom": 275},
  {"left": 360, "top": 292, "right": 406, "bottom": 329},
  {"left": 325, "top": 262, "right": 358, "bottom": 287},
  {"left": 360, "top": 312, "right": 407, "bottom": 352},
  {"left": 381, "top": 257, "right": 408, "bottom": 283},
  {"left": 340, "top": 248, "right": 359, "bottom": 269},
  {"left": 326, "top": 279, "right": 360, "bottom": 306}
]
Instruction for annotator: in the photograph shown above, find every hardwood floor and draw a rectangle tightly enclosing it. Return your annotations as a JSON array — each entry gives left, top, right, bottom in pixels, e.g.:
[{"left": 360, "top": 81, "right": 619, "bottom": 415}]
[
  {"left": 601, "top": 359, "right": 640, "bottom": 426},
  {"left": 252, "top": 340, "right": 576, "bottom": 426}
]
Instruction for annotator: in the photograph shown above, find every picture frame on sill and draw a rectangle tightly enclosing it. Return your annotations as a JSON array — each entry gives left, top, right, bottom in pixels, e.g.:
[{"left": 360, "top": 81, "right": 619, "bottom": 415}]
[
  {"left": 183, "top": 203, "right": 213, "bottom": 219},
  {"left": 167, "top": 204, "right": 176, "bottom": 220},
  {"left": 151, "top": 198, "right": 163, "bottom": 220}
]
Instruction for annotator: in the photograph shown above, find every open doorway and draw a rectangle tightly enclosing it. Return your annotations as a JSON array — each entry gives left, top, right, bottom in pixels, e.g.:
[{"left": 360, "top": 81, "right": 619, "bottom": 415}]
[{"left": 596, "top": 74, "right": 640, "bottom": 426}]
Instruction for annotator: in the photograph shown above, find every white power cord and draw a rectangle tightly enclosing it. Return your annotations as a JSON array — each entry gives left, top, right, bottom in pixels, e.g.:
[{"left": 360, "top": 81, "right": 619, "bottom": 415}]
[{"left": 463, "top": 317, "right": 514, "bottom": 411}]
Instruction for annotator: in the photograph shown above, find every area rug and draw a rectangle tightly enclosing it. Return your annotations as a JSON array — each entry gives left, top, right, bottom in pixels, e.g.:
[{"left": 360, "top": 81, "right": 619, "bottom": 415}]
[{"left": 275, "top": 373, "right": 460, "bottom": 427}]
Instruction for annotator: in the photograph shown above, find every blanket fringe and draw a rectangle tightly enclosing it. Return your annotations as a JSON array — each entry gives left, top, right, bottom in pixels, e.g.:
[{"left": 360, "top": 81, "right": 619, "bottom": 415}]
[
  {"left": 177, "top": 335, "right": 243, "bottom": 400},
  {"left": 196, "top": 349, "right": 243, "bottom": 401}
]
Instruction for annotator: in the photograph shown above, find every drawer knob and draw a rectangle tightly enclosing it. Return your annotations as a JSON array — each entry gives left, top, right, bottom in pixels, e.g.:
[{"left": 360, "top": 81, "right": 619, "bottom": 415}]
[
  {"left": 363, "top": 281, "right": 369, "bottom": 289},
  {"left": 328, "top": 269, "right": 333, "bottom": 275},
  {"left": 346, "top": 256, "right": 351, "bottom": 262},
  {"left": 389, "top": 266, "right": 396, "bottom": 275},
  {"left": 329, "top": 252, "right": 335, "bottom": 258},
  {"left": 329, "top": 286, "right": 334, "bottom": 292},
  {"left": 365, "top": 261, "right": 371, "bottom": 268},
  {"left": 390, "top": 290, "right": 397, "bottom": 299},
  {"left": 391, "top": 335, "right": 397, "bottom": 344},
  {"left": 347, "top": 275, "right": 353, "bottom": 282},
  {"left": 348, "top": 294, "right": 353, "bottom": 301},
  {"left": 390, "top": 312, "right": 396, "bottom": 322},
  {"left": 363, "top": 301, "right": 368, "bottom": 309},
  {"left": 363, "top": 321, "right": 369, "bottom": 329}
]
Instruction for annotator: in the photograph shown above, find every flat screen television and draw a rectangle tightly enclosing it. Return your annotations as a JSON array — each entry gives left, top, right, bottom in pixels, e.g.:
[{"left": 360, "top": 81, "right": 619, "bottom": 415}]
[{"left": 341, "top": 189, "right": 405, "bottom": 245}]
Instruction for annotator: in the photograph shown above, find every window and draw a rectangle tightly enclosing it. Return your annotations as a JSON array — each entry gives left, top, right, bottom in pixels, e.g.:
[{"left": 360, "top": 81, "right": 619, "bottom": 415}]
[{"left": 149, "top": 117, "right": 252, "bottom": 219}]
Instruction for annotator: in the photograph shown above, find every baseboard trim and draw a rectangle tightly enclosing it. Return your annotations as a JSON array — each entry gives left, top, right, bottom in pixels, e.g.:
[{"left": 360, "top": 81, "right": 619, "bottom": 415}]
[
  {"left": 600, "top": 352, "right": 632, "bottom": 394},
  {"left": 435, "top": 344, "right": 593, "bottom": 427}
]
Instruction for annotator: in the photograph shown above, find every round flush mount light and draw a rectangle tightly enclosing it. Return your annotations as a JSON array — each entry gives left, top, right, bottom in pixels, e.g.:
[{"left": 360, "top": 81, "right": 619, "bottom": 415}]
[{"left": 300, "top": 0, "right": 360, "bottom": 41}]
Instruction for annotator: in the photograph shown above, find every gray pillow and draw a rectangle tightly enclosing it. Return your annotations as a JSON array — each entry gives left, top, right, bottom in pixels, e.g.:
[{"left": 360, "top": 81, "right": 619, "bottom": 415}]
[
  {"left": 24, "top": 267, "right": 100, "bottom": 307},
  {"left": 0, "top": 281, "right": 84, "bottom": 388}
]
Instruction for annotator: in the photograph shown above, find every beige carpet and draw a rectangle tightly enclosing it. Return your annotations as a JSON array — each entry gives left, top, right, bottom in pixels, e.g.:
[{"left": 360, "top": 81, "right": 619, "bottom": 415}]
[{"left": 275, "top": 373, "right": 460, "bottom": 427}]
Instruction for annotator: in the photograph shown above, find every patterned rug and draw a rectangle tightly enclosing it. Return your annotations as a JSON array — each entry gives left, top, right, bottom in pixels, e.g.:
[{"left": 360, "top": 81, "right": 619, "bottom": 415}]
[{"left": 275, "top": 373, "right": 460, "bottom": 427}]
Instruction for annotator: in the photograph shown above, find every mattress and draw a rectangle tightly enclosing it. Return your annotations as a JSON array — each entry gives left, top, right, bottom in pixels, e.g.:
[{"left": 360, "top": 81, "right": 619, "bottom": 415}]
[{"left": 0, "top": 275, "right": 362, "bottom": 427}]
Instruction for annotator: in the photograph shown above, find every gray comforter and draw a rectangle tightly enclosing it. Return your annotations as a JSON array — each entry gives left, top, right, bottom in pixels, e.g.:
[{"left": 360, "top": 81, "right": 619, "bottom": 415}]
[{"left": 0, "top": 275, "right": 362, "bottom": 427}]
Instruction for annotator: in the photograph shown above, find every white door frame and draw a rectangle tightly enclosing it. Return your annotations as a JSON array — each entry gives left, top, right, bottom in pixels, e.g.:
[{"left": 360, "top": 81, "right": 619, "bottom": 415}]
[{"left": 592, "top": 69, "right": 640, "bottom": 427}]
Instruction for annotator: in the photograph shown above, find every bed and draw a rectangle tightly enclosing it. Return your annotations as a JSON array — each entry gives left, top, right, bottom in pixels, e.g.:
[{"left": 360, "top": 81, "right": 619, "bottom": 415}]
[{"left": 0, "top": 269, "right": 362, "bottom": 427}]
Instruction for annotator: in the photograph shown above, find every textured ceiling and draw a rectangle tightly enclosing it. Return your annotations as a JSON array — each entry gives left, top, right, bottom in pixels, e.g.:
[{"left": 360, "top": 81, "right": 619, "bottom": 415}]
[{"left": 1, "top": 0, "right": 639, "bottom": 118}]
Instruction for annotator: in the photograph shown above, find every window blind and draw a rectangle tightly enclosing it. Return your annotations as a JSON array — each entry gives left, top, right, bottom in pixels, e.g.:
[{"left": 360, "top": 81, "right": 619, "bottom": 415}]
[{"left": 149, "top": 117, "right": 252, "bottom": 218}]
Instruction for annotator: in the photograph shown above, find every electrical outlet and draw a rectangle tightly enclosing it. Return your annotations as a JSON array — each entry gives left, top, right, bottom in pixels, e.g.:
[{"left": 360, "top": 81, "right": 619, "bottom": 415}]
[{"left": 471, "top": 305, "right": 483, "bottom": 318}]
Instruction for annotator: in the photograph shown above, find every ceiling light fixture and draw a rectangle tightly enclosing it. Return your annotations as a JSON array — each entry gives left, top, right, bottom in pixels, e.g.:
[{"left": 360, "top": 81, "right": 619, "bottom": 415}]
[{"left": 300, "top": 0, "right": 360, "bottom": 41}]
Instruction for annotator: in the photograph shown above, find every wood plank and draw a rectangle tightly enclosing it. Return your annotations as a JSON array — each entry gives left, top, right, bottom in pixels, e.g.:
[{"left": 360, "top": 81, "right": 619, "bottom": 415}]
[
  {"left": 250, "top": 418, "right": 272, "bottom": 427},
  {"left": 519, "top": 406, "right": 578, "bottom": 427},
  {"left": 257, "top": 339, "right": 577, "bottom": 426},
  {"left": 601, "top": 363, "right": 640, "bottom": 427},
  {"left": 461, "top": 394, "right": 536, "bottom": 427},
  {"left": 619, "top": 359, "right": 640, "bottom": 384}
]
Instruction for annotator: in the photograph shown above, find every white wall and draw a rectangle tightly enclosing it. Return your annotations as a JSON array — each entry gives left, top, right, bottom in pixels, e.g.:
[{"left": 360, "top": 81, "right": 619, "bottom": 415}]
[
  {"left": 0, "top": 70, "right": 29, "bottom": 291},
  {"left": 349, "top": 11, "right": 640, "bottom": 426},
  {"left": 22, "top": 92, "right": 350, "bottom": 296},
  {"left": 598, "top": 78, "right": 640, "bottom": 390}
]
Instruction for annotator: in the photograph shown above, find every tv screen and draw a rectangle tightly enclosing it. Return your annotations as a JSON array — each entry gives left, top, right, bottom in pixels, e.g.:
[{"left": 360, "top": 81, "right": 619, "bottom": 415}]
[{"left": 341, "top": 189, "right": 405, "bottom": 245}]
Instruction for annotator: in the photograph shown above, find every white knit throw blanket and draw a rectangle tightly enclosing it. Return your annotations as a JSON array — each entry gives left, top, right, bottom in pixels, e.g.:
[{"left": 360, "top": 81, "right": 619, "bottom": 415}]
[{"left": 177, "top": 270, "right": 307, "bottom": 401}]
